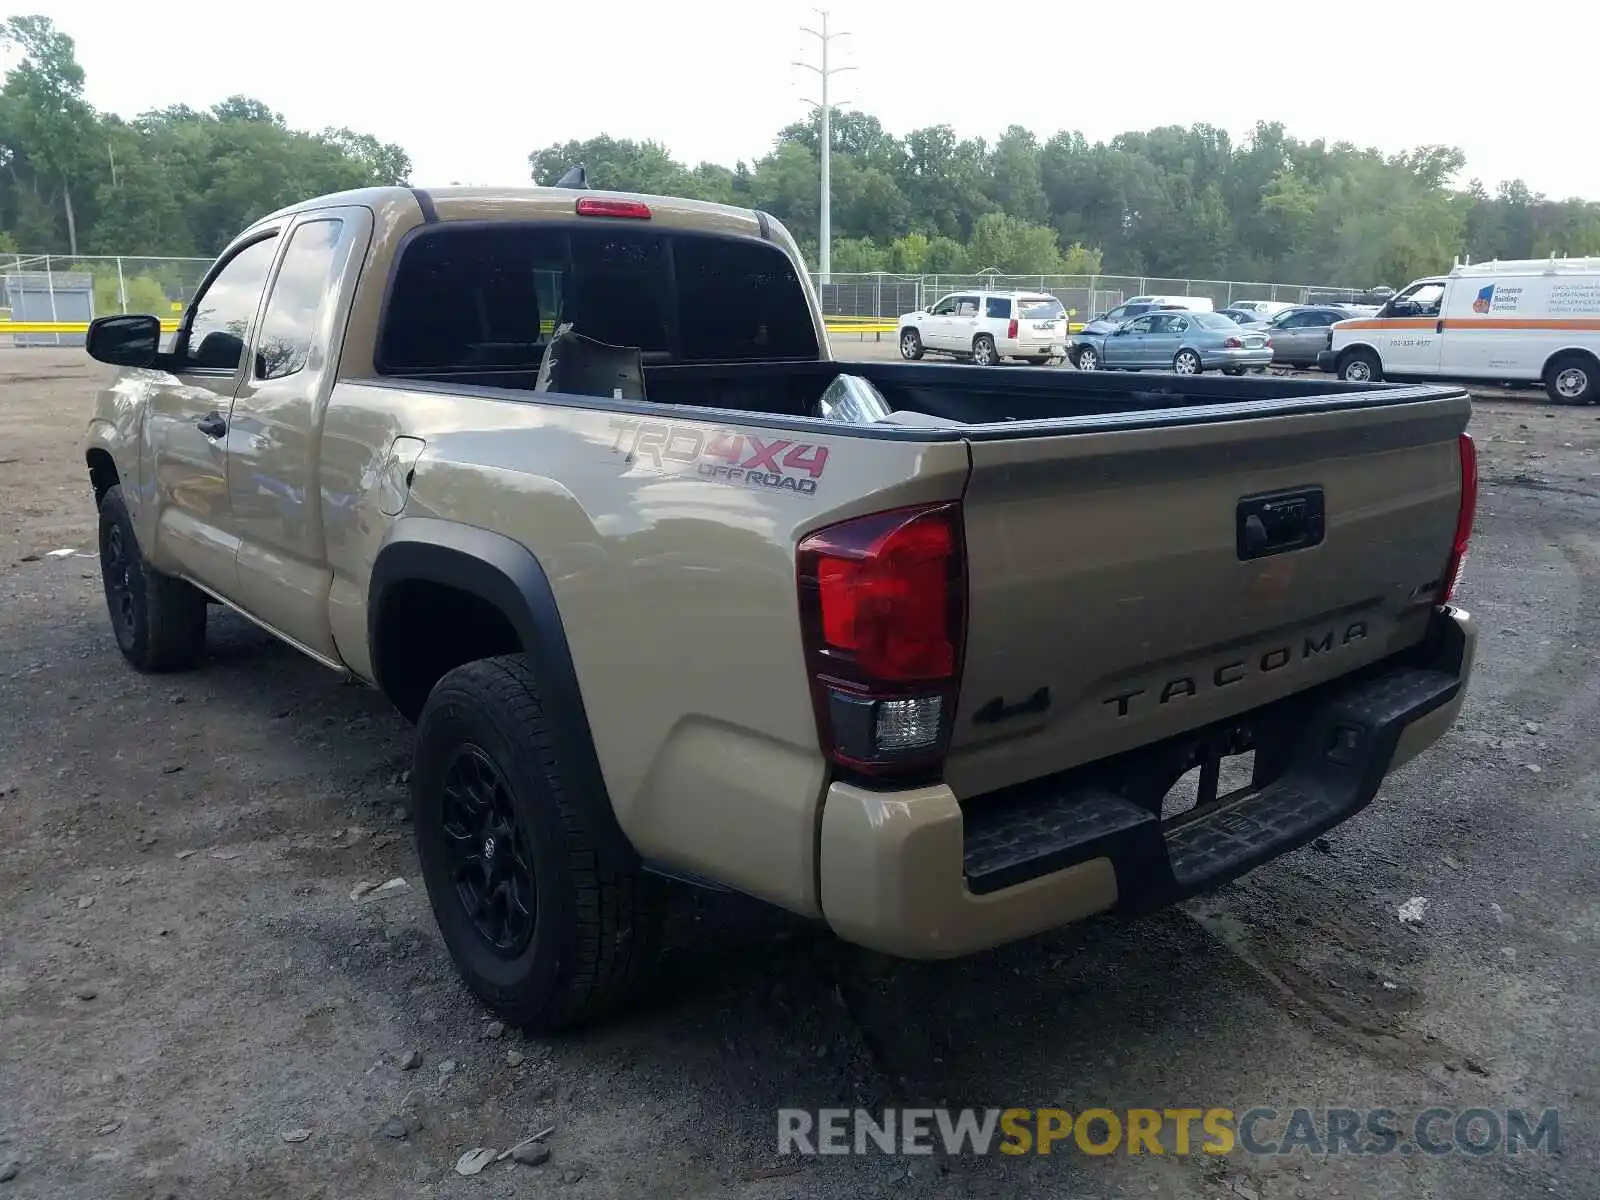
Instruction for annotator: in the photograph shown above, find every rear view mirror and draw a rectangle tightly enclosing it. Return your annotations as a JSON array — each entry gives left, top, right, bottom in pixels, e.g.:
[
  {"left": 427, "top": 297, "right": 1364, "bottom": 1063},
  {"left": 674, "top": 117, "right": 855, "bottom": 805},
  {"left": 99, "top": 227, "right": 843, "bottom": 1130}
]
[{"left": 86, "top": 314, "right": 161, "bottom": 368}]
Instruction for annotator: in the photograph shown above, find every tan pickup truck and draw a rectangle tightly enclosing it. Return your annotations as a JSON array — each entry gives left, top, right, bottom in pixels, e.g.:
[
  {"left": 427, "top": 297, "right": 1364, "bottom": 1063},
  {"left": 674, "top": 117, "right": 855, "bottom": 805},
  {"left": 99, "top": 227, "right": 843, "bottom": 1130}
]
[{"left": 81, "top": 184, "right": 1479, "bottom": 1030}]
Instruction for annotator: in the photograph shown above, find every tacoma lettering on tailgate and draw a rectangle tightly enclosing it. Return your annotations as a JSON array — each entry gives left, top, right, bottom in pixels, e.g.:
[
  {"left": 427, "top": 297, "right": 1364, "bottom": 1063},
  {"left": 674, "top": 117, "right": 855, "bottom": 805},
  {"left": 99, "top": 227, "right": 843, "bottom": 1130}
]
[
  {"left": 1101, "top": 620, "right": 1370, "bottom": 718},
  {"left": 609, "top": 418, "right": 830, "bottom": 496}
]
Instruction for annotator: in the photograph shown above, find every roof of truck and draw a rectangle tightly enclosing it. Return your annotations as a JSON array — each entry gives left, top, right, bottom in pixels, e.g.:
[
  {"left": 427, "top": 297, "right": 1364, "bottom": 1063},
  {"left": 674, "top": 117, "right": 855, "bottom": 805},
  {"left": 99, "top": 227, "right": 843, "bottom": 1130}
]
[{"left": 248, "top": 185, "right": 771, "bottom": 240}]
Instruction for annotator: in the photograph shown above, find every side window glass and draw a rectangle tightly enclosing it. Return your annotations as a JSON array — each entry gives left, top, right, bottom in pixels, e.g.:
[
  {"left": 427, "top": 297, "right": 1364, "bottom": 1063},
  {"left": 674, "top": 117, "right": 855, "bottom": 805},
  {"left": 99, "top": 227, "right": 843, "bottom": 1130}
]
[
  {"left": 956, "top": 296, "right": 979, "bottom": 316},
  {"left": 256, "top": 219, "right": 345, "bottom": 380},
  {"left": 181, "top": 236, "right": 279, "bottom": 372},
  {"left": 1169, "top": 317, "right": 1188, "bottom": 333},
  {"left": 1124, "top": 316, "right": 1152, "bottom": 333},
  {"left": 985, "top": 297, "right": 1010, "bottom": 319},
  {"left": 932, "top": 296, "right": 958, "bottom": 316}
]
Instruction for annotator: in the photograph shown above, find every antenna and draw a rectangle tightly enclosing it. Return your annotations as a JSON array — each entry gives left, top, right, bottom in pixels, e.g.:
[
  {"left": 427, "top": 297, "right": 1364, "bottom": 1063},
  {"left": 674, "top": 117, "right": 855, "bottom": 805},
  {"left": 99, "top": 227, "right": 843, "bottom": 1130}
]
[
  {"left": 554, "top": 164, "right": 590, "bottom": 190},
  {"left": 794, "top": 9, "right": 855, "bottom": 284}
]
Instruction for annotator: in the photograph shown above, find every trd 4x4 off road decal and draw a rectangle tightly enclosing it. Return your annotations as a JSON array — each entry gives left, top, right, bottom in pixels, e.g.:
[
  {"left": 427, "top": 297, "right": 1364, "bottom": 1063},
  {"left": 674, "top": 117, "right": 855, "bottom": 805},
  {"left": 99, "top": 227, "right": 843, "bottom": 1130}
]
[{"left": 608, "top": 418, "right": 830, "bottom": 496}]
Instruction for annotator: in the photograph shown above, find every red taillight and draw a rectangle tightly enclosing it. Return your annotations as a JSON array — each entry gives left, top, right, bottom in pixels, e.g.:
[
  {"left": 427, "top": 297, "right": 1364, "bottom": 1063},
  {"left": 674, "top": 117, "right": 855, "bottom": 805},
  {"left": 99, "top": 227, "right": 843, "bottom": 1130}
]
[
  {"left": 1224, "top": 335, "right": 1243, "bottom": 349},
  {"left": 797, "top": 503, "right": 966, "bottom": 777},
  {"left": 1441, "top": 432, "right": 1478, "bottom": 603},
  {"left": 575, "top": 197, "right": 652, "bottom": 220},
  {"left": 1007, "top": 318, "right": 1019, "bottom": 339}
]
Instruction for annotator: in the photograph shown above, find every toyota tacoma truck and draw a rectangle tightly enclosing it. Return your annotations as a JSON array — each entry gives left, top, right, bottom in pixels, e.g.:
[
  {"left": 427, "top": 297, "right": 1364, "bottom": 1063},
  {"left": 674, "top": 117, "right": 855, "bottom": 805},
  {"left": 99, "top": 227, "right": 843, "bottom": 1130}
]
[{"left": 80, "top": 183, "right": 1479, "bottom": 1031}]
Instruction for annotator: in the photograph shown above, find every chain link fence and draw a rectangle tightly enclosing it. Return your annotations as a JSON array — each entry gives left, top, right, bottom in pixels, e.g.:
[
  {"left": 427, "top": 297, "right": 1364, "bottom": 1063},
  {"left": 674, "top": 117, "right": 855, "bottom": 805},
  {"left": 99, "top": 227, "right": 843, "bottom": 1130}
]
[
  {"left": 1, "top": 254, "right": 213, "bottom": 346},
  {"left": 811, "top": 272, "right": 1359, "bottom": 324}
]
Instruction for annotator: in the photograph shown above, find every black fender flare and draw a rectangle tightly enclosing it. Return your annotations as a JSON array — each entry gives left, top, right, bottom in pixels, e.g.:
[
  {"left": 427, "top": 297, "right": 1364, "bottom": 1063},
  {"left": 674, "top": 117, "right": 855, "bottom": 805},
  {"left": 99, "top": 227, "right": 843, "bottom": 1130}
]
[{"left": 368, "top": 518, "right": 634, "bottom": 863}]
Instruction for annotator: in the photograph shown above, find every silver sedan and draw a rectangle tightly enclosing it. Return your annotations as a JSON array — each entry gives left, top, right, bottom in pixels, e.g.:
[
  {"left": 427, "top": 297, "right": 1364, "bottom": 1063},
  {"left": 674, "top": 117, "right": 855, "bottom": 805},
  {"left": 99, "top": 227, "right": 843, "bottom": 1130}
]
[{"left": 1071, "top": 310, "right": 1273, "bottom": 375}]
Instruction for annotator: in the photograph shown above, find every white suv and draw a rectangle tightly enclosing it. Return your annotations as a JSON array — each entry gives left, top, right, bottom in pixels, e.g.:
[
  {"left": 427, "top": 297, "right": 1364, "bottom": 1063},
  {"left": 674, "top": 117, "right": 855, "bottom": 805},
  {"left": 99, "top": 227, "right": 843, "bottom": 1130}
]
[{"left": 898, "top": 291, "right": 1069, "bottom": 366}]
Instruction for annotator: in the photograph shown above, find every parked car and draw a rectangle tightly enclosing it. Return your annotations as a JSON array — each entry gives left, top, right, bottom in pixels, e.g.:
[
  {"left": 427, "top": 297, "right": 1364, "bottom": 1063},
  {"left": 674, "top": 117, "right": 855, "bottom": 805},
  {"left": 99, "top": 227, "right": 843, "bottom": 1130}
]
[
  {"left": 1071, "top": 309, "right": 1273, "bottom": 374},
  {"left": 1263, "top": 305, "right": 1365, "bottom": 368},
  {"left": 898, "top": 291, "right": 1069, "bottom": 365},
  {"left": 80, "top": 182, "right": 1477, "bottom": 1032},
  {"left": 1078, "top": 296, "right": 1207, "bottom": 337},
  {"left": 1226, "top": 299, "right": 1294, "bottom": 319},
  {"left": 1217, "top": 307, "right": 1269, "bottom": 325},
  {"left": 1319, "top": 259, "right": 1600, "bottom": 403}
]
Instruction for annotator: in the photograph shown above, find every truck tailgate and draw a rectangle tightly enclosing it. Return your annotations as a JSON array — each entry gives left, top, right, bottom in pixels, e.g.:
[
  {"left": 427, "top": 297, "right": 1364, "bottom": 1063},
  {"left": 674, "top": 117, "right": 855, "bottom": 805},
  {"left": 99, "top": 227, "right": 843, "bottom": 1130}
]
[{"left": 945, "top": 392, "right": 1471, "bottom": 799}]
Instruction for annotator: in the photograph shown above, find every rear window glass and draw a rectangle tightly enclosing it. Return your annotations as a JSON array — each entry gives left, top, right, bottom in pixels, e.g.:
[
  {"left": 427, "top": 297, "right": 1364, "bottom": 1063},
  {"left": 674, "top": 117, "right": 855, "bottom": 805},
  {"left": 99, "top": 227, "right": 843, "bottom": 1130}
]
[
  {"left": 1019, "top": 297, "right": 1065, "bottom": 320},
  {"left": 1189, "top": 312, "right": 1234, "bottom": 329},
  {"left": 377, "top": 223, "right": 820, "bottom": 373}
]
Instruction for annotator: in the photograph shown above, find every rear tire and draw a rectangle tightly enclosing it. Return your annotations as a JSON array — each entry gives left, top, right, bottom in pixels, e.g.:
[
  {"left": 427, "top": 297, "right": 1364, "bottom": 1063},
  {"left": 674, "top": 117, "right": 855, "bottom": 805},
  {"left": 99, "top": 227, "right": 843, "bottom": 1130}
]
[
  {"left": 971, "top": 334, "right": 999, "bottom": 366},
  {"left": 1544, "top": 352, "right": 1596, "bottom": 405},
  {"left": 899, "top": 328, "right": 924, "bottom": 361},
  {"left": 97, "top": 484, "right": 208, "bottom": 673},
  {"left": 1337, "top": 348, "right": 1382, "bottom": 383},
  {"left": 412, "top": 654, "right": 664, "bottom": 1032},
  {"left": 1173, "top": 349, "right": 1203, "bottom": 375}
]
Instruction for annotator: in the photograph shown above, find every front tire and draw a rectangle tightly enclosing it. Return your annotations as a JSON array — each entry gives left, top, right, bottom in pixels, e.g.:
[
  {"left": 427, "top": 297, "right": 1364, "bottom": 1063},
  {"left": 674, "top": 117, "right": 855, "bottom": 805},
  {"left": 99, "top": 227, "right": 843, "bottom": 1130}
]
[
  {"left": 971, "top": 334, "right": 999, "bottom": 366},
  {"left": 1544, "top": 352, "right": 1596, "bottom": 405},
  {"left": 899, "top": 328, "right": 924, "bottom": 360},
  {"left": 97, "top": 484, "right": 208, "bottom": 672},
  {"left": 1074, "top": 346, "right": 1099, "bottom": 371},
  {"left": 1337, "top": 348, "right": 1382, "bottom": 383},
  {"left": 412, "top": 655, "right": 663, "bottom": 1032},
  {"left": 1173, "top": 349, "right": 1203, "bottom": 375}
]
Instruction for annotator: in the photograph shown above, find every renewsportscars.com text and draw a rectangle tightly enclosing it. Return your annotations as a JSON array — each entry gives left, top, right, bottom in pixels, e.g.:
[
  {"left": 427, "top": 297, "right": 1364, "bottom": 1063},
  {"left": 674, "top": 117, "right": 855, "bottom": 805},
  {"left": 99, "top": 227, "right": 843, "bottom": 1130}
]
[{"left": 777, "top": 1106, "right": 1560, "bottom": 1158}]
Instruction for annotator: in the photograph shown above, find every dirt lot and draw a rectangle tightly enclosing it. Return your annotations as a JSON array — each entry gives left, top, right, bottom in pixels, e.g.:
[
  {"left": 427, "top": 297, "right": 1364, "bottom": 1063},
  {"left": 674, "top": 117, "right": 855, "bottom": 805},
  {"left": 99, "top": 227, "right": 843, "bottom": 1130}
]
[{"left": 1, "top": 346, "right": 1597, "bottom": 1200}]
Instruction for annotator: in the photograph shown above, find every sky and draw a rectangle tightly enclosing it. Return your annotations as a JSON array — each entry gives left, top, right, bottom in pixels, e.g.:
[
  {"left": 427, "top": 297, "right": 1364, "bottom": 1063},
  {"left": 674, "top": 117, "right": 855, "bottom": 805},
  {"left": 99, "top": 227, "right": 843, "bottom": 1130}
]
[{"left": 22, "top": 0, "right": 1600, "bottom": 201}]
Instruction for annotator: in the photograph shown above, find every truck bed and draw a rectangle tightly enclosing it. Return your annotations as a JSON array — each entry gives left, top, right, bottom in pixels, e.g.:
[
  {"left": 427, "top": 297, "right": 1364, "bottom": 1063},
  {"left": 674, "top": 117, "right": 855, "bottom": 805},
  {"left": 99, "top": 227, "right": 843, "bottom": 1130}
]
[{"left": 382, "top": 357, "right": 1458, "bottom": 430}]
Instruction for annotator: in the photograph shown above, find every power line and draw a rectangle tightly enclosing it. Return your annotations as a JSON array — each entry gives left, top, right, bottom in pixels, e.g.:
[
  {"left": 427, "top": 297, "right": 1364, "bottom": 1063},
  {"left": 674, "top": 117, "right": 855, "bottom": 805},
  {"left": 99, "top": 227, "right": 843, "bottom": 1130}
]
[{"left": 794, "top": 8, "right": 854, "bottom": 284}]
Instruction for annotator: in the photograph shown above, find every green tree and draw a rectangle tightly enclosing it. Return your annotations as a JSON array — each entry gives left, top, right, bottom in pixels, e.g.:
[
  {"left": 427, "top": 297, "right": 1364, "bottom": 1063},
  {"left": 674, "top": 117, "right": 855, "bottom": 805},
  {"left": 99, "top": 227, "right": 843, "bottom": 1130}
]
[
  {"left": 1, "top": 15, "right": 97, "bottom": 252},
  {"left": 967, "top": 212, "right": 1063, "bottom": 274}
]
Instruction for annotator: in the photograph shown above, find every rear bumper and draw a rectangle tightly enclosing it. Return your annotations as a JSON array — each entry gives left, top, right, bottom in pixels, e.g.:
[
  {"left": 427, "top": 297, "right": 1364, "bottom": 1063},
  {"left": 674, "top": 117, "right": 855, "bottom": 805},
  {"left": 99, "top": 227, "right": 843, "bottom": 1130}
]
[
  {"left": 818, "top": 606, "right": 1475, "bottom": 959},
  {"left": 1204, "top": 347, "right": 1274, "bottom": 369},
  {"left": 1001, "top": 338, "right": 1065, "bottom": 357}
]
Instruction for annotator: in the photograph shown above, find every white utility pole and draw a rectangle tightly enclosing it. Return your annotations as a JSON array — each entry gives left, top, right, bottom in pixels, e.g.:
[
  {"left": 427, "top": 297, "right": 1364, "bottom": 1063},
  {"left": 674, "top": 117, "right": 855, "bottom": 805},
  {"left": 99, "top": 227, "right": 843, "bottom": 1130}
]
[{"left": 795, "top": 9, "right": 853, "bottom": 284}]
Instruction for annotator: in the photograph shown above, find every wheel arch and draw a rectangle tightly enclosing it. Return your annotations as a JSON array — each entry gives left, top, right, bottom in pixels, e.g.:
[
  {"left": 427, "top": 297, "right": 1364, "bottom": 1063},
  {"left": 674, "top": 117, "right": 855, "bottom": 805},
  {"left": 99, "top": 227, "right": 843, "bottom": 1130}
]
[
  {"left": 1541, "top": 345, "right": 1600, "bottom": 376},
  {"left": 369, "top": 518, "right": 633, "bottom": 862},
  {"left": 1335, "top": 339, "right": 1382, "bottom": 364},
  {"left": 370, "top": 518, "right": 566, "bottom": 713}
]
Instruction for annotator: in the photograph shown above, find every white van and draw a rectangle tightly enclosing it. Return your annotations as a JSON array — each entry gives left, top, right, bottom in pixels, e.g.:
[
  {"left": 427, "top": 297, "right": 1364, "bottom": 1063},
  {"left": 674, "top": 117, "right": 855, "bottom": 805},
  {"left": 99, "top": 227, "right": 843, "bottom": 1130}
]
[
  {"left": 1228, "top": 299, "right": 1293, "bottom": 318},
  {"left": 898, "top": 291, "right": 1069, "bottom": 365},
  {"left": 1319, "top": 257, "right": 1600, "bottom": 404},
  {"left": 1125, "top": 294, "right": 1214, "bottom": 313}
]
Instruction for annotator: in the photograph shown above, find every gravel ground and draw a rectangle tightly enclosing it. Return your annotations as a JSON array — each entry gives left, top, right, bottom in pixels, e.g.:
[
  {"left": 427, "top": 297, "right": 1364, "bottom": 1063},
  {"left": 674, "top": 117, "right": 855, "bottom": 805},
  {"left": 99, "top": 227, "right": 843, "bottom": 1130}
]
[{"left": 1, "top": 346, "right": 1597, "bottom": 1200}]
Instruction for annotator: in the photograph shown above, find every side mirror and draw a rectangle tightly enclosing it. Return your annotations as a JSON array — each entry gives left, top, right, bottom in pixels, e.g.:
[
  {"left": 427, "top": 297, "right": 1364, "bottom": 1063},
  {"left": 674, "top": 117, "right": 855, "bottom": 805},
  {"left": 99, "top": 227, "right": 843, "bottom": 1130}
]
[
  {"left": 86, "top": 314, "right": 162, "bottom": 368},
  {"left": 925, "top": 305, "right": 935, "bottom": 314}
]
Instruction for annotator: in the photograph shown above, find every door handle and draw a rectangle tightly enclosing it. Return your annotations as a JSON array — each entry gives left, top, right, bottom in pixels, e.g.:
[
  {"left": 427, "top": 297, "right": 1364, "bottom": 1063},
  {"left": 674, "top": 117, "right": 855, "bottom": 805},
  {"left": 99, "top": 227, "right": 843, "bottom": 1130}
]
[{"left": 195, "top": 412, "right": 227, "bottom": 439}]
